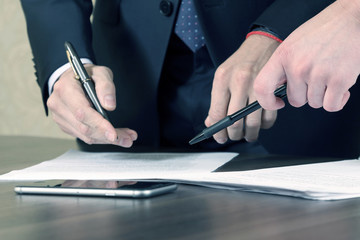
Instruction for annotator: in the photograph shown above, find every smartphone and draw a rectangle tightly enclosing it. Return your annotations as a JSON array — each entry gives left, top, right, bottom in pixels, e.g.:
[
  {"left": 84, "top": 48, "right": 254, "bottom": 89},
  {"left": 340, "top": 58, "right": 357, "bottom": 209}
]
[{"left": 14, "top": 182, "right": 177, "bottom": 198}]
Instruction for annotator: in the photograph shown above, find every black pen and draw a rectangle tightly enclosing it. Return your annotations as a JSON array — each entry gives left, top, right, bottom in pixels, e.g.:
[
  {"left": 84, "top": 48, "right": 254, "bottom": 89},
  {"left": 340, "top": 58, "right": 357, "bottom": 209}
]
[
  {"left": 64, "top": 41, "right": 110, "bottom": 121},
  {"left": 189, "top": 84, "right": 287, "bottom": 145}
]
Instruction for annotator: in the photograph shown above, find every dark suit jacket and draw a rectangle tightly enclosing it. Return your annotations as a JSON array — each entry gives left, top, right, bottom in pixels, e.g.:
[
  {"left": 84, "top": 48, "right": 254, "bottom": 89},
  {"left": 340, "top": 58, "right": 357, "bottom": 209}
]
[{"left": 22, "top": 0, "right": 343, "bottom": 153}]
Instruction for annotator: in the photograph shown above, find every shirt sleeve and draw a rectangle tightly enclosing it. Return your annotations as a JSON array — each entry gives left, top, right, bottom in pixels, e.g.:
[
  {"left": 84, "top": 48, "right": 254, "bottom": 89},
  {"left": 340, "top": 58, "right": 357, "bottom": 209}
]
[
  {"left": 246, "top": 26, "right": 283, "bottom": 43},
  {"left": 251, "top": 0, "right": 335, "bottom": 40},
  {"left": 48, "top": 58, "right": 93, "bottom": 95}
]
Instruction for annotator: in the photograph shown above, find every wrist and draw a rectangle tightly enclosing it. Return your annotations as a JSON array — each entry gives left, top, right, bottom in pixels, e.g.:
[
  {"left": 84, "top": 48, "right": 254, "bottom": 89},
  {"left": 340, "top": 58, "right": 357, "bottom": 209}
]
[
  {"left": 48, "top": 58, "right": 93, "bottom": 95},
  {"left": 246, "top": 31, "right": 283, "bottom": 43},
  {"left": 246, "top": 26, "right": 283, "bottom": 43},
  {"left": 338, "top": 0, "right": 360, "bottom": 23}
]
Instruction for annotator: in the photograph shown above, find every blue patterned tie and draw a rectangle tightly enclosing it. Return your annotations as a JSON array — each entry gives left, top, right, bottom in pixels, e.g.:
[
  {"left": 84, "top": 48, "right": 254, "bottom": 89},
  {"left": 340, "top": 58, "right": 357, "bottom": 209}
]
[{"left": 175, "top": 0, "right": 205, "bottom": 52}]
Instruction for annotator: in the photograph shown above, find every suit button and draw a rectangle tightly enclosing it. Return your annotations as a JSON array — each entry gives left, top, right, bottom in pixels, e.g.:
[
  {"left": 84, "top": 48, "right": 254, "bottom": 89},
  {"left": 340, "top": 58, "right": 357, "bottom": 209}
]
[{"left": 159, "top": 0, "right": 173, "bottom": 16}]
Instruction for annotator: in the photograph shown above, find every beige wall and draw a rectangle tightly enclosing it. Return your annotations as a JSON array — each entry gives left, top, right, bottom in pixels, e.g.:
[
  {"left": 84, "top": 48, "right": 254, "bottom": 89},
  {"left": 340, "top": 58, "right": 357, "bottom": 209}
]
[{"left": 0, "top": 1, "right": 70, "bottom": 139}]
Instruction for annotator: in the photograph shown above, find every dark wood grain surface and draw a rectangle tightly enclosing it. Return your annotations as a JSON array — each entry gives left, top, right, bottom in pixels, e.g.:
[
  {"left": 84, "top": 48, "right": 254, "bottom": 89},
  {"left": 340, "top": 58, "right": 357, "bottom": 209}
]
[{"left": 0, "top": 136, "right": 359, "bottom": 240}]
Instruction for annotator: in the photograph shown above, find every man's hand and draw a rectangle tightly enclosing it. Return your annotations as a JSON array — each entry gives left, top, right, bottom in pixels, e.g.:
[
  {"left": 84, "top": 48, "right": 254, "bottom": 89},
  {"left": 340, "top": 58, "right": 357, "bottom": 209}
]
[
  {"left": 254, "top": 0, "right": 360, "bottom": 112},
  {"left": 205, "top": 35, "right": 280, "bottom": 144},
  {"left": 61, "top": 180, "right": 137, "bottom": 188},
  {"left": 47, "top": 64, "right": 137, "bottom": 147}
]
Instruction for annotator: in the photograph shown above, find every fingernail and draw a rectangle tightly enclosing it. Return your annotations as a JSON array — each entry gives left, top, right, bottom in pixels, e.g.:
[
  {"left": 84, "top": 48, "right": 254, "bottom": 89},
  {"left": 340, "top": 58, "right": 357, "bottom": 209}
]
[
  {"left": 104, "top": 95, "right": 116, "bottom": 108},
  {"left": 216, "top": 138, "right": 227, "bottom": 144},
  {"left": 105, "top": 131, "right": 116, "bottom": 142},
  {"left": 130, "top": 133, "right": 137, "bottom": 141},
  {"left": 120, "top": 138, "right": 132, "bottom": 148}
]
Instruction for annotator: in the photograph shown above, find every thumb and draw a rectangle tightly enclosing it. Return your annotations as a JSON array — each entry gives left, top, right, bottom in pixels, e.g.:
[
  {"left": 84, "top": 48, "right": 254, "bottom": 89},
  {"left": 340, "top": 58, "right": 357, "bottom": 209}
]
[
  {"left": 90, "top": 65, "right": 117, "bottom": 111},
  {"left": 254, "top": 50, "right": 287, "bottom": 110}
]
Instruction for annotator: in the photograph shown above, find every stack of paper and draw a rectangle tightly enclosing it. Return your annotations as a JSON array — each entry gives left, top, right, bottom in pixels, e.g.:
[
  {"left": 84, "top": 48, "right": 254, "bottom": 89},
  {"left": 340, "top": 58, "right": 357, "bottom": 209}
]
[{"left": 1, "top": 150, "right": 359, "bottom": 200}]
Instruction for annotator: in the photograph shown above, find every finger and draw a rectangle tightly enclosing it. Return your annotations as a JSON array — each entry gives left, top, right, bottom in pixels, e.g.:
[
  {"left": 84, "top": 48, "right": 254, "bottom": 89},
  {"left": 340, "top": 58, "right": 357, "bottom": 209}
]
[
  {"left": 89, "top": 66, "right": 116, "bottom": 111},
  {"left": 254, "top": 50, "right": 287, "bottom": 110},
  {"left": 204, "top": 117, "right": 228, "bottom": 144},
  {"left": 341, "top": 91, "right": 351, "bottom": 109},
  {"left": 55, "top": 95, "right": 116, "bottom": 144},
  {"left": 285, "top": 64, "right": 310, "bottom": 108},
  {"left": 57, "top": 70, "right": 119, "bottom": 144},
  {"left": 205, "top": 69, "right": 231, "bottom": 144},
  {"left": 323, "top": 87, "right": 349, "bottom": 112},
  {"left": 52, "top": 111, "right": 94, "bottom": 144},
  {"left": 261, "top": 109, "right": 277, "bottom": 129},
  {"left": 307, "top": 82, "right": 326, "bottom": 109},
  {"left": 226, "top": 87, "right": 247, "bottom": 141},
  {"left": 75, "top": 106, "right": 120, "bottom": 144},
  {"left": 243, "top": 108, "right": 262, "bottom": 142},
  {"left": 241, "top": 90, "right": 265, "bottom": 142},
  {"left": 48, "top": 96, "right": 96, "bottom": 144},
  {"left": 227, "top": 119, "right": 244, "bottom": 141},
  {"left": 113, "top": 128, "right": 138, "bottom": 148}
]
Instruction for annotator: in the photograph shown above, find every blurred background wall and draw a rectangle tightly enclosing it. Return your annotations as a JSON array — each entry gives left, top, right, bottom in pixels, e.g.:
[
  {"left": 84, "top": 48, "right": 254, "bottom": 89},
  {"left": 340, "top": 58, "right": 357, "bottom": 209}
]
[{"left": 0, "top": 0, "right": 70, "bottom": 138}]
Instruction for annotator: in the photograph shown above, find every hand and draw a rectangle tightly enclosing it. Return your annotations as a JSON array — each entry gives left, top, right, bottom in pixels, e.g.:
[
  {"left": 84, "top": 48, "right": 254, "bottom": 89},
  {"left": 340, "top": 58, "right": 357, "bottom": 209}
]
[
  {"left": 47, "top": 64, "right": 137, "bottom": 147},
  {"left": 205, "top": 35, "right": 280, "bottom": 143},
  {"left": 61, "top": 180, "right": 137, "bottom": 188},
  {"left": 254, "top": 0, "right": 360, "bottom": 112}
]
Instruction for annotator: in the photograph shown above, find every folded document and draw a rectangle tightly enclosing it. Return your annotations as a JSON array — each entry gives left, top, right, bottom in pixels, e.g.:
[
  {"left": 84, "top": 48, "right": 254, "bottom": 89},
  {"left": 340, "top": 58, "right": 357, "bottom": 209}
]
[{"left": 0, "top": 149, "right": 359, "bottom": 201}]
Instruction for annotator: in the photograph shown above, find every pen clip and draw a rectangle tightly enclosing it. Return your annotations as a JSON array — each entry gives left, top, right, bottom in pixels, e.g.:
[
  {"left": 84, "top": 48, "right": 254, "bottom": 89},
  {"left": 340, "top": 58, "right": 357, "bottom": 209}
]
[{"left": 66, "top": 50, "right": 80, "bottom": 81}]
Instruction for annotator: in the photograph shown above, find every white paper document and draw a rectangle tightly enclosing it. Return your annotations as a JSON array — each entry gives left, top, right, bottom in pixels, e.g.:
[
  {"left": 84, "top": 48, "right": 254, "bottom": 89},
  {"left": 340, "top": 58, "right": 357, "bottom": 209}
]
[
  {"left": 171, "top": 160, "right": 360, "bottom": 200},
  {"left": 0, "top": 150, "right": 237, "bottom": 181},
  {"left": 1, "top": 149, "right": 360, "bottom": 200}
]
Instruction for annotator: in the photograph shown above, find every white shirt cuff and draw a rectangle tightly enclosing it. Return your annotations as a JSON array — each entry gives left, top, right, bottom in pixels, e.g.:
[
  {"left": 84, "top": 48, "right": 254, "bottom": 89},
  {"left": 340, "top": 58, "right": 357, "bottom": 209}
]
[{"left": 48, "top": 58, "right": 93, "bottom": 95}]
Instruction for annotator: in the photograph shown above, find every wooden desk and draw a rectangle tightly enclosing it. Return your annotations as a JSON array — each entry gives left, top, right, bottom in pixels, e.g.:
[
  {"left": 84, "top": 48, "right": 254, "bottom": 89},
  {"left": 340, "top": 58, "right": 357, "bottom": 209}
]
[{"left": 0, "top": 136, "right": 359, "bottom": 240}]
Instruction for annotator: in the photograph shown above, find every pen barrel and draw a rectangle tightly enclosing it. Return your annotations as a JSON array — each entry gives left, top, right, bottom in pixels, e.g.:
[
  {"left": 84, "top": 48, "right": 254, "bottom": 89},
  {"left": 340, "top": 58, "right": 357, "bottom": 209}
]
[
  {"left": 189, "top": 84, "right": 288, "bottom": 145},
  {"left": 204, "top": 117, "right": 232, "bottom": 138},
  {"left": 230, "top": 101, "right": 261, "bottom": 123},
  {"left": 230, "top": 84, "right": 287, "bottom": 122},
  {"left": 274, "top": 84, "right": 287, "bottom": 99},
  {"left": 82, "top": 80, "right": 110, "bottom": 121}
]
